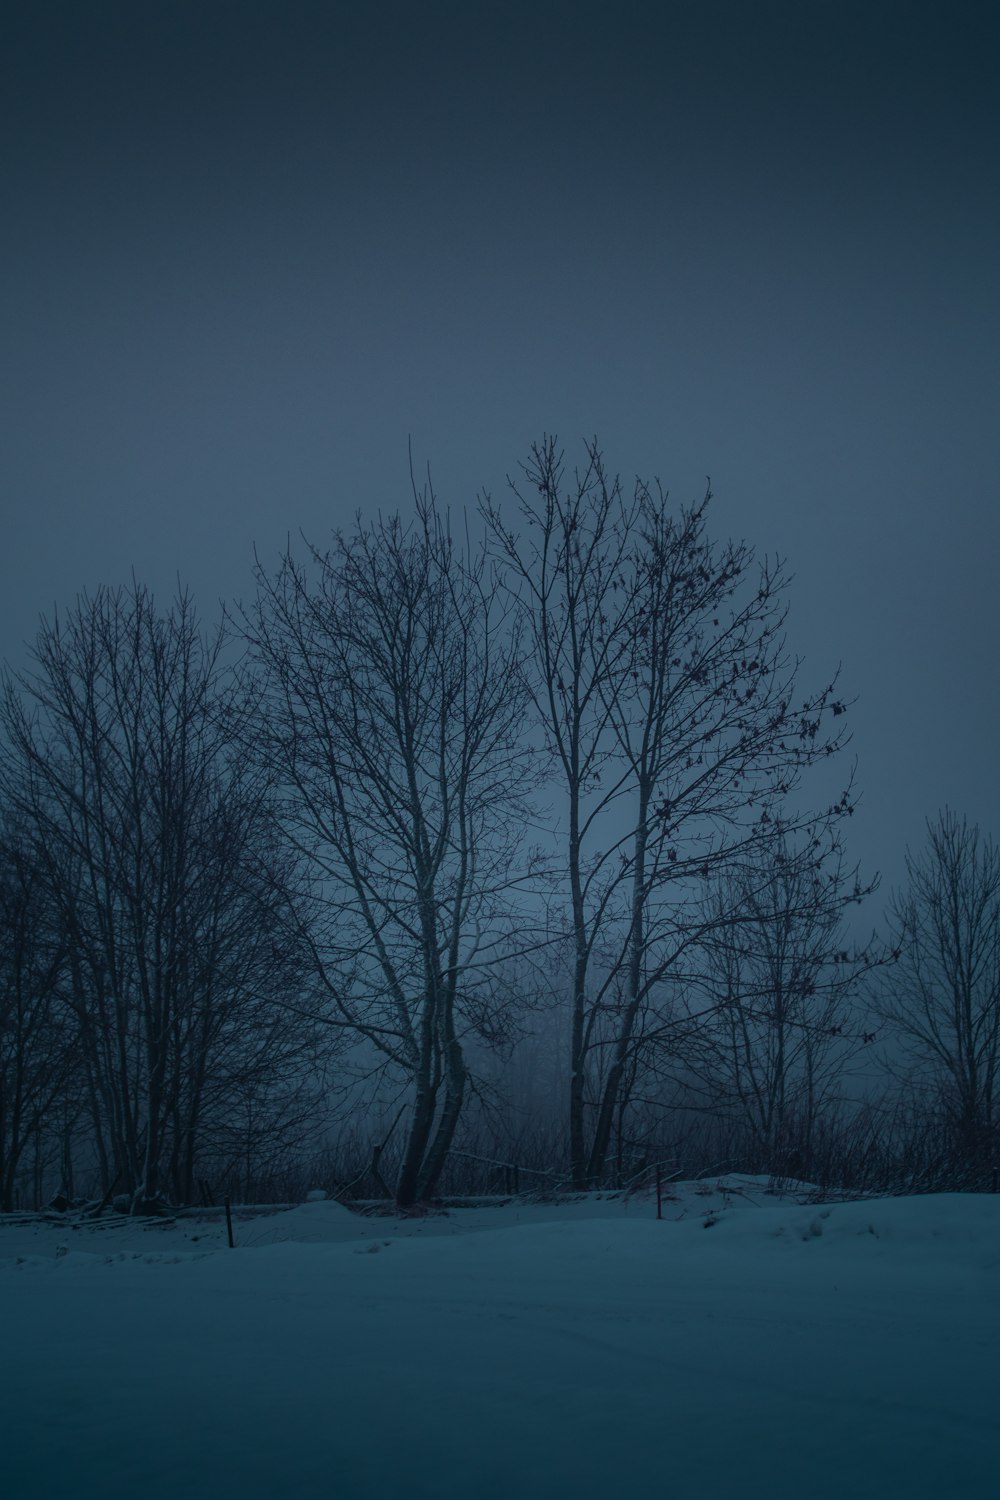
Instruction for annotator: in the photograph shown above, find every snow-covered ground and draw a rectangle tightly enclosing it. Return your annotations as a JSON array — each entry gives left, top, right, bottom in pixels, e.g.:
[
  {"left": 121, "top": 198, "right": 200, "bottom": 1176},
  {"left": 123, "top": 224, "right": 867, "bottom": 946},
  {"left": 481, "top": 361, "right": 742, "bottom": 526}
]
[{"left": 2, "top": 1178, "right": 997, "bottom": 1499}]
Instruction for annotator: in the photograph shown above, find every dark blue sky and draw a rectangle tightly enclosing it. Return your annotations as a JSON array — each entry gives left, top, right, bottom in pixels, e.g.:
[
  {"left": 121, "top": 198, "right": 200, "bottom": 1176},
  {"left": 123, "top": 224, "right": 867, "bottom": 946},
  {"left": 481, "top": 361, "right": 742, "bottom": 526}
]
[{"left": 2, "top": 0, "right": 997, "bottom": 898}]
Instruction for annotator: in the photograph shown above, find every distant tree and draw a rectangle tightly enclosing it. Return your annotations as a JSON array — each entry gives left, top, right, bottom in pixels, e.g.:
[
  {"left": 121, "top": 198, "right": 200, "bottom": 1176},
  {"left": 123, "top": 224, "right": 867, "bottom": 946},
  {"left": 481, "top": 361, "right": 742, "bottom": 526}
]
[
  {"left": 0, "top": 584, "right": 314, "bottom": 1211},
  {"left": 484, "top": 437, "right": 855, "bottom": 1187},
  {"left": 672, "top": 832, "right": 883, "bottom": 1176},
  {"left": 247, "top": 490, "right": 533, "bottom": 1207},
  {"left": 878, "top": 811, "right": 1000, "bottom": 1183}
]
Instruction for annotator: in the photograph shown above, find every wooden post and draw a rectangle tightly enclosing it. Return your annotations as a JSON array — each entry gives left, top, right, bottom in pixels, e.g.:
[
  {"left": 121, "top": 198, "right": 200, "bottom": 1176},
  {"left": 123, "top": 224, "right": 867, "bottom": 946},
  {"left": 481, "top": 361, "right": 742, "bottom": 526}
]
[
  {"left": 656, "top": 1164, "right": 663, "bottom": 1220},
  {"left": 224, "top": 1195, "right": 234, "bottom": 1249}
]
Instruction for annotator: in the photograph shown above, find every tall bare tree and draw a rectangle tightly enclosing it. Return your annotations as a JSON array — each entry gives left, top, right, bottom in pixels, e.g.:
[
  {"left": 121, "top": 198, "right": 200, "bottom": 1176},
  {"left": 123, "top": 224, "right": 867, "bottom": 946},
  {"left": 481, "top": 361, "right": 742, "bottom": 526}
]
[
  {"left": 248, "top": 491, "right": 533, "bottom": 1206},
  {"left": 878, "top": 810, "right": 1000, "bottom": 1181},
  {"left": 0, "top": 584, "right": 312, "bottom": 1210},
  {"left": 484, "top": 437, "right": 854, "bottom": 1186}
]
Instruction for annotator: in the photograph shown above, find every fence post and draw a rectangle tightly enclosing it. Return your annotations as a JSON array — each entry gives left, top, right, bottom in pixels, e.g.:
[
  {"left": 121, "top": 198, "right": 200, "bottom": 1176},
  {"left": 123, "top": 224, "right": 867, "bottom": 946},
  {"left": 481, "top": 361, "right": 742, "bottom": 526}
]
[
  {"left": 656, "top": 1164, "right": 663, "bottom": 1220},
  {"left": 225, "top": 1195, "right": 234, "bottom": 1249}
]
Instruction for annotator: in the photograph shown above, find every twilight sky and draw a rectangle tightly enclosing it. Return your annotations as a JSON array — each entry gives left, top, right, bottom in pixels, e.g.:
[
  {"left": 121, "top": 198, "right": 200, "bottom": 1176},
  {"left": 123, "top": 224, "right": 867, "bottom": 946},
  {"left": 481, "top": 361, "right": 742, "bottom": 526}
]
[{"left": 2, "top": 0, "right": 997, "bottom": 900}]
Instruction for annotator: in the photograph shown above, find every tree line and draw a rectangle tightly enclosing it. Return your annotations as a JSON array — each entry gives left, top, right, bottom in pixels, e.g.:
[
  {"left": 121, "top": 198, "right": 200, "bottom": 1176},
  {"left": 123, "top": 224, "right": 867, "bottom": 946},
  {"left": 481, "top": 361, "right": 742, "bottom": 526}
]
[{"left": 1, "top": 440, "right": 997, "bottom": 1211}]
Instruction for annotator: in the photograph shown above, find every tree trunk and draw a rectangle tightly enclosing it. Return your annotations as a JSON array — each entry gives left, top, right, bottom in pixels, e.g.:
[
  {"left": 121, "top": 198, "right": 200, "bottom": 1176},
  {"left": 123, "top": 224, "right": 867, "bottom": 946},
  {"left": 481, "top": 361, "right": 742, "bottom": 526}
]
[
  {"left": 417, "top": 1033, "right": 467, "bottom": 1200},
  {"left": 587, "top": 802, "right": 649, "bottom": 1186},
  {"left": 395, "top": 1059, "right": 438, "bottom": 1209}
]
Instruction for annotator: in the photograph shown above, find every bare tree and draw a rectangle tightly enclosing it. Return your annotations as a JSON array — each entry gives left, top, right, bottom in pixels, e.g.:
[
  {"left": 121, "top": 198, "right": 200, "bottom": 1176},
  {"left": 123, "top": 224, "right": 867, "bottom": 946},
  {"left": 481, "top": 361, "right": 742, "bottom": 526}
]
[
  {"left": 0, "top": 583, "right": 313, "bottom": 1210},
  {"left": 0, "top": 822, "right": 76, "bottom": 1210},
  {"left": 484, "top": 437, "right": 854, "bottom": 1186},
  {"left": 878, "top": 811, "right": 1000, "bottom": 1181},
  {"left": 154, "top": 789, "right": 324, "bottom": 1205},
  {"left": 671, "top": 833, "right": 883, "bottom": 1176},
  {"left": 247, "top": 490, "right": 533, "bottom": 1207}
]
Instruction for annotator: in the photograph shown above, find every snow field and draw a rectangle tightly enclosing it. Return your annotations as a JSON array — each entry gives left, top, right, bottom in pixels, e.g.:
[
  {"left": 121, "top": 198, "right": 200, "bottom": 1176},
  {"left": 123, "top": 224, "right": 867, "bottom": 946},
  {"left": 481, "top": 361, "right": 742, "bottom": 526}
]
[{"left": 1, "top": 1183, "right": 997, "bottom": 1499}]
